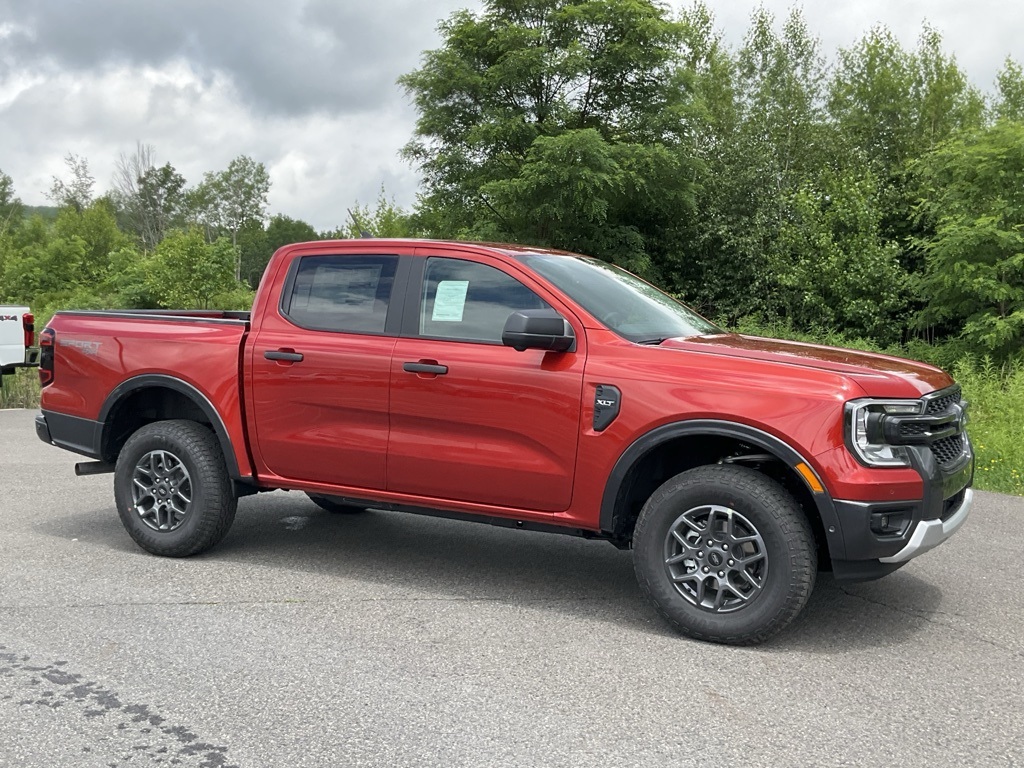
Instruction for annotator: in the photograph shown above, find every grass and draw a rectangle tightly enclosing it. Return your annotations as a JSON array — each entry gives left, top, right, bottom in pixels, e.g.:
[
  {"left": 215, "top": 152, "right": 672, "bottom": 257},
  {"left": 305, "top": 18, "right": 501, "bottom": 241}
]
[
  {"left": 4, "top": 329, "right": 1020, "bottom": 495},
  {"left": 952, "top": 358, "right": 1024, "bottom": 496},
  {"left": 0, "top": 368, "right": 41, "bottom": 409}
]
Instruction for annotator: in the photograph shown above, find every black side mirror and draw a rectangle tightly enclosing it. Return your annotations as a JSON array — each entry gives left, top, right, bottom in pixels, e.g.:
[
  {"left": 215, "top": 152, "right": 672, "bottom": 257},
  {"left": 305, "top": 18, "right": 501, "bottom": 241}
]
[{"left": 501, "top": 309, "right": 575, "bottom": 352}]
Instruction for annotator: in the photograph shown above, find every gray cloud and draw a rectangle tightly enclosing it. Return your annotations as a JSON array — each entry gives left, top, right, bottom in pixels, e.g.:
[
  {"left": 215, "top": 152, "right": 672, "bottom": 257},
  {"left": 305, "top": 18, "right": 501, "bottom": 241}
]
[{"left": 0, "top": 0, "right": 463, "bottom": 116}]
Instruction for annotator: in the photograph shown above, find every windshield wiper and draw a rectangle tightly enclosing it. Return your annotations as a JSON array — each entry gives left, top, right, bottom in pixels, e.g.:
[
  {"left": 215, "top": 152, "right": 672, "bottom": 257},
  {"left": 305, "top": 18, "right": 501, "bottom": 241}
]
[{"left": 635, "top": 337, "right": 669, "bottom": 345}]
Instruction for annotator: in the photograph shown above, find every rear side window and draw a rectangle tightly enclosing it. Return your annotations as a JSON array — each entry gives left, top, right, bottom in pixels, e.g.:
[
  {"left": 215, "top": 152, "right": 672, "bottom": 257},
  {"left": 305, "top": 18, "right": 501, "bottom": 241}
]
[
  {"left": 284, "top": 255, "right": 398, "bottom": 334},
  {"left": 419, "top": 257, "right": 551, "bottom": 343}
]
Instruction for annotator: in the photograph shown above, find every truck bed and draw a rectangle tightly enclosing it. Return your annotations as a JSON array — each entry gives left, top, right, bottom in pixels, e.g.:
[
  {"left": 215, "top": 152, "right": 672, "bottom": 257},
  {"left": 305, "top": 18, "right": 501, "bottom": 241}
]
[{"left": 38, "top": 309, "right": 252, "bottom": 475}]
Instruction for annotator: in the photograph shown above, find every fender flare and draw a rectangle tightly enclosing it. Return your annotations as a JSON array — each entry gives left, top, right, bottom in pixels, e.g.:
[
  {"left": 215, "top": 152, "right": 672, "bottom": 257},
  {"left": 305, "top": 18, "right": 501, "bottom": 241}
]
[
  {"left": 599, "top": 419, "right": 846, "bottom": 559},
  {"left": 98, "top": 374, "right": 243, "bottom": 480}
]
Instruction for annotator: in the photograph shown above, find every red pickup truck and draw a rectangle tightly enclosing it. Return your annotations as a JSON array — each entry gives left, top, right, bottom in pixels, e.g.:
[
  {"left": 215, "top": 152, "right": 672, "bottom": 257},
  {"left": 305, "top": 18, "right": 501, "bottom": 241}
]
[{"left": 35, "top": 239, "right": 973, "bottom": 644}]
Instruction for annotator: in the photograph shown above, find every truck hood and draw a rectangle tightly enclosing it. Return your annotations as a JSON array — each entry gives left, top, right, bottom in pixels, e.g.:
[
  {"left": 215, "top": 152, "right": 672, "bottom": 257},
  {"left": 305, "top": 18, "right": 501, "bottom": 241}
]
[{"left": 659, "top": 334, "right": 952, "bottom": 397}]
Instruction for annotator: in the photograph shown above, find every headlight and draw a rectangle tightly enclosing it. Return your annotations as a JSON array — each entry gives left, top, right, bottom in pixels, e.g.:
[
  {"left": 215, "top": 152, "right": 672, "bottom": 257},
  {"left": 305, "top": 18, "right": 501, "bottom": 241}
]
[{"left": 845, "top": 399, "right": 922, "bottom": 467}]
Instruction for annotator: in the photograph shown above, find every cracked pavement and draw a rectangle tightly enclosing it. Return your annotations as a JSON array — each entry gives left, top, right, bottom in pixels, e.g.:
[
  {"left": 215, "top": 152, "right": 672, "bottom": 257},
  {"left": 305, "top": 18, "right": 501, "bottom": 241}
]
[{"left": 1, "top": 409, "right": 1022, "bottom": 766}]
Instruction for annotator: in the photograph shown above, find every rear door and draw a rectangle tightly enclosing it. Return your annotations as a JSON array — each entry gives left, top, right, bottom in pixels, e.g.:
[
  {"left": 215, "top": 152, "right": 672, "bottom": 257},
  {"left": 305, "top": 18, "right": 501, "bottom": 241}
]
[
  {"left": 249, "top": 247, "right": 409, "bottom": 489},
  {"left": 387, "top": 250, "right": 586, "bottom": 512}
]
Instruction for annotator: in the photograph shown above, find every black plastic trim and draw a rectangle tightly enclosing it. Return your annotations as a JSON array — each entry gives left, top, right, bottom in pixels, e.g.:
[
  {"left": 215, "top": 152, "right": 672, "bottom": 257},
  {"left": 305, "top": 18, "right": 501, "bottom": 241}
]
[
  {"left": 35, "top": 412, "right": 52, "bottom": 445},
  {"left": 399, "top": 255, "right": 426, "bottom": 338},
  {"left": 593, "top": 385, "right": 621, "bottom": 432},
  {"left": 599, "top": 420, "right": 845, "bottom": 557},
  {"left": 830, "top": 558, "right": 906, "bottom": 582},
  {"left": 264, "top": 350, "right": 304, "bottom": 362},
  {"left": 97, "top": 374, "right": 244, "bottom": 479},
  {"left": 311, "top": 494, "right": 611, "bottom": 542},
  {"left": 832, "top": 498, "right": 924, "bottom": 561},
  {"left": 39, "top": 410, "right": 103, "bottom": 459},
  {"left": 402, "top": 362, "right": 448, "bottom": 375}
]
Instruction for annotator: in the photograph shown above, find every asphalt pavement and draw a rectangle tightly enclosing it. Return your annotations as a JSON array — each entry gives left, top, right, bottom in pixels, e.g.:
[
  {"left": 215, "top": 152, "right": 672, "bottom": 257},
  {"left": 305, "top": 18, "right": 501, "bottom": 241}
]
[{"left": 1, "top": 408, "right": 1021, "bottom": 767}]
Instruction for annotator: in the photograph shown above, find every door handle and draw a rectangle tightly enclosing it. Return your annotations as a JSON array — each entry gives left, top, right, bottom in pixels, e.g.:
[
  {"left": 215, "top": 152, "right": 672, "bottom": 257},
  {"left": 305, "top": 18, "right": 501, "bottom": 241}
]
[
  {"left": 265, "top": 349, "right": 304, "bottom": 362},
  {"left": 403, "top": 361, "right": 448, "bottom": 375}
]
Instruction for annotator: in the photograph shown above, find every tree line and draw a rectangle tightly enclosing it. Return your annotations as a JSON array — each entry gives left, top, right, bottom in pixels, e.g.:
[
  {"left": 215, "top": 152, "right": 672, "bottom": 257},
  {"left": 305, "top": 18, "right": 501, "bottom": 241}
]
[
  {"left": 2, "top": 1, "right": 1023, "bottom": 365},
  {"left": 0, "top": 148, "right": 401, "bottom": 317}
]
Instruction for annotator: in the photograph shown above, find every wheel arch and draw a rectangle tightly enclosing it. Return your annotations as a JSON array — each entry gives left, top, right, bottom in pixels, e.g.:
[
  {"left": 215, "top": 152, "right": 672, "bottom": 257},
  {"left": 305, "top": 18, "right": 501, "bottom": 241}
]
[
  {"left": 599, "top": 420, "right": 845, "bottom": 560},
  {"left": 98, "top": 374, "right": 242, "bottom": 479}
]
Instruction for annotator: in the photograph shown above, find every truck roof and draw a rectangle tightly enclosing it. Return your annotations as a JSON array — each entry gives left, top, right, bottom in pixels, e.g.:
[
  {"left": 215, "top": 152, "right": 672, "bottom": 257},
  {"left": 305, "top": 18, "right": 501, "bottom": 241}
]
[{"left": 280, "top": 238, "right": 580, "bottom": 259}]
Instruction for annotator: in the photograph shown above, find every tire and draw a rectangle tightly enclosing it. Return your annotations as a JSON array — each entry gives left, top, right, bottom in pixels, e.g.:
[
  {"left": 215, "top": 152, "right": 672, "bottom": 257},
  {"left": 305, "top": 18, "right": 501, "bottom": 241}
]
[
  {"left": 114, "top": 420, "right": 237, "bottom": 557},
  {"left": 305, "top": 493, "right": 370, "bottom": 514},
  {"left": 632, "top": 464, "right": 816, "bottom": 645}
]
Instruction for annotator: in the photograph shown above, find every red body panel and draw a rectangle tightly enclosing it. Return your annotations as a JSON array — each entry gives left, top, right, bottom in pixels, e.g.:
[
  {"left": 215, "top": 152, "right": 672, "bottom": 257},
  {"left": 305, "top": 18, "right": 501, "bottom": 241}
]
[
  {"left": 41, "top": 313, "right": 252, "bottom": 478},
  {"left": 40, "top": 239, "right": 955, "bottom": 534}
]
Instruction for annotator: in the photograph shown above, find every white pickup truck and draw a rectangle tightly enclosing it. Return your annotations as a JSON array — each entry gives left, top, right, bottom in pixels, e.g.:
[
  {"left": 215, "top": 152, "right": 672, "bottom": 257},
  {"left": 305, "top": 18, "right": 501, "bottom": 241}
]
[{"left": 0, "top": 306, "right": 39, "bottom": 379}]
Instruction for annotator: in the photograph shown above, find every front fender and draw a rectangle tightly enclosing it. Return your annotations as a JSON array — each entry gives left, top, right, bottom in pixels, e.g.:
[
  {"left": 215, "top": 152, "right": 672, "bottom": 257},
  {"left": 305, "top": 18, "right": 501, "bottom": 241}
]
[{"left": 599, "top": 419, "right": 846, "bottom": 559}]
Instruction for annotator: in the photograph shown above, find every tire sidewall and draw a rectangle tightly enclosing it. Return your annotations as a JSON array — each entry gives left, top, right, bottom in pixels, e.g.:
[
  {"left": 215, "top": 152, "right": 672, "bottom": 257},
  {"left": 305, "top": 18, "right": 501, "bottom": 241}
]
[{"left": 634, "top": 466, "right": 813, "bottom": 642}]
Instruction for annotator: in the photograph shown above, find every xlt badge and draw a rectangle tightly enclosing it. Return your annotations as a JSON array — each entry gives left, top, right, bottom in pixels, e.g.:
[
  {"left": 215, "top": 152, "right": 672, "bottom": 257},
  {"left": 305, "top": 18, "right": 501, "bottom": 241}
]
[{"left": 593, "top": 385, "right": 621, "bottom": 432}]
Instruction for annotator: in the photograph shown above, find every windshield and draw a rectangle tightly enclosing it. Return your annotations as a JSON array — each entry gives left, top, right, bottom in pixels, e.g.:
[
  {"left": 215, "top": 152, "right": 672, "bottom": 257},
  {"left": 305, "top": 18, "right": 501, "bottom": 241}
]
[{"left": 519, "top": 253, "right": 721, "bottom": 343}]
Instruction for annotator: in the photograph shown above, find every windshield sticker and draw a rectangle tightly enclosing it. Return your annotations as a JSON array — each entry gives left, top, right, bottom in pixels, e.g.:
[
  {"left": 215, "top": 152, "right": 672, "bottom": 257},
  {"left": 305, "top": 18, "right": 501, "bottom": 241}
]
[{"left": 432, "top": 280, "right": 469, "bottom": 322}]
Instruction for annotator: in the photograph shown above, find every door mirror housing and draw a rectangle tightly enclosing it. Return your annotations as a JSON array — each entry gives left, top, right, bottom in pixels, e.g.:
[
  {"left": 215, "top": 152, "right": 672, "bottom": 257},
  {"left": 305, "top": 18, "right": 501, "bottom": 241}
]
[{"left": 502, "top": 309, "right": 575, "bottom": 352}]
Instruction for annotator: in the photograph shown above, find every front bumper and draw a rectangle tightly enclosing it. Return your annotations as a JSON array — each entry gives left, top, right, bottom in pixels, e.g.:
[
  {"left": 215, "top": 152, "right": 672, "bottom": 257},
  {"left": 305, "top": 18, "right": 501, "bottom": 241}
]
[
  {"left": 830, "top": 441, "right": 974, "bottom": 582},
  {"left": 878, "top": 488, "right": 973, "bottom": 564}
]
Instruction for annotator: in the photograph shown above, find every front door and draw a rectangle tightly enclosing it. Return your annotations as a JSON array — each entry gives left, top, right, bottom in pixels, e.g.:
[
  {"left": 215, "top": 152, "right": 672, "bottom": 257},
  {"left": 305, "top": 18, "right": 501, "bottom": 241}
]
[{"left": 387, "top": 252, "right": 585, "bottom": 512}]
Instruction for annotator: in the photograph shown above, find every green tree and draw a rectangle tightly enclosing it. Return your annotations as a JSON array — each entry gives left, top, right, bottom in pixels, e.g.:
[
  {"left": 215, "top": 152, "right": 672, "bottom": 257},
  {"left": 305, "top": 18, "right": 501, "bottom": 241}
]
[
  {"left": 53, "top": 199, "right": 133, "bottom": 280},
  {"left": 685, "top": 7, "right": 833, "bottom": 320},
  {"left": 137, "top": 163, "right": 187, "bottom": 248},
  {"left": 913, "top": 120, "right": 1024, "bottom": 358},
  {"left": 0, "top": 169, "right": 23, "bottom": 236},
  {"left": 237, "top": 214, "right": 322, "bottom": 288},
  {"left": 46, "top": 153, "right": 95, "bottom": 213},
  {"left": 0, "top": 200, "right": 133, "bottom": 306},
  {"left": 911, "top": 26, "right": 985, "bottom": 150},
  {"left": 828, "top": 23, "right": 985, "bottom": 288},
  {"left": 191, "top": 155, "right": 270, "bottom": 279},
  {"left": 828, "top": 27, "right": 918, "bottom": 174},
  {"left": 112, "top": 144, "right": 187, "bottom": 250},
  {"left": 332, "top": 189, "right": 415, "bottom": 239},
  {"left": 994, "top": 58, "right": 1024, "bottom": 121},
  {"left": 770, "top": 168, "right": 907, "bottom": 341},
  {"left": 399, "top": 0, "right": 699, "bottom": 274},
  {"left": 147, "top": 230, "right": 243, "bottom": 309}
]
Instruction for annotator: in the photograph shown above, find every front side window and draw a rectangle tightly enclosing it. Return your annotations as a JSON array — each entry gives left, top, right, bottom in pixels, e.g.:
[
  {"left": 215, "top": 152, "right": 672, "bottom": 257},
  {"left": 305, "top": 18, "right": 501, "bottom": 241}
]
[
  {"left": 419, "top": 258, "right": 552, "bottom": 343},
  {"left": 284, "top": 254, "right": 398, "bottom": 334}
]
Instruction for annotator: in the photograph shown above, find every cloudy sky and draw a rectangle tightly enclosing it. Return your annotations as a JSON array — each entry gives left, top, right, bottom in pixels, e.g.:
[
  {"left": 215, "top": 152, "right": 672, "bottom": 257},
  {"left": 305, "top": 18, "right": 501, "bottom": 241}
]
[{"left": 0, "top": 0, "right": 1020, "bottom": 231}]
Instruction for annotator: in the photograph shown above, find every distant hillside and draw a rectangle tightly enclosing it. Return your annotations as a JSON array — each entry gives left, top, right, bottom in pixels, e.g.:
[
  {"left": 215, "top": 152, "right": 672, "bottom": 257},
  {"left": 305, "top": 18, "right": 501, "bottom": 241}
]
[{"left": 23, "top": 205, "right": 59, "bottom": 221}]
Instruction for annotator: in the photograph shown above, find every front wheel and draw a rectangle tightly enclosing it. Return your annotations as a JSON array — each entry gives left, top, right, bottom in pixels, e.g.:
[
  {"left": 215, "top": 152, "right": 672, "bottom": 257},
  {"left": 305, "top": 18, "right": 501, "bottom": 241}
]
[
  {"left": 632, "top": 464, "right": 816, "bottom": 645},
  {"left": 114, "top": 420, "right": 237, "bottom": 557}
]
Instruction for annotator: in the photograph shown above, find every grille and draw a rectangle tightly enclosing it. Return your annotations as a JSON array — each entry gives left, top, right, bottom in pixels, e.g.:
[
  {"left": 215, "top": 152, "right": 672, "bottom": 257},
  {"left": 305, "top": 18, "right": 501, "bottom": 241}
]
[
  {"left": 899, "top": 422, "right": 929, "bottom": 437},
  {"left": 932, "top": 434, "right": 964, "bottom": 467},
  {"left": 925, "top": 386, "right": 961, "bottom": 415}
]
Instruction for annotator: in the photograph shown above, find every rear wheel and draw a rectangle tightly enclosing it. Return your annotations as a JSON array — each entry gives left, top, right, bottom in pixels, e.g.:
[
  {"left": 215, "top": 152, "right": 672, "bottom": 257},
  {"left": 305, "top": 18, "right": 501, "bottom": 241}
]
[
  {"left": 114, "top": 420, "right": 237, "bottom": 557},
  {"left": 306, "top": 493, "right": 370, "bottom": 514},
  {"left": 632, "top": 464, "right": 816, "bottom": 645}
]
